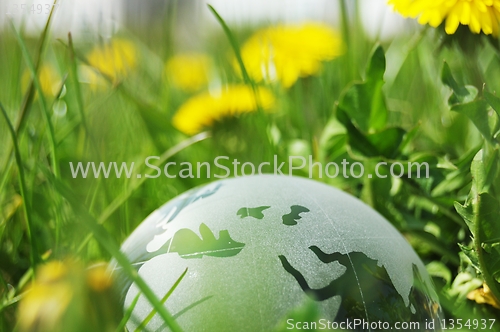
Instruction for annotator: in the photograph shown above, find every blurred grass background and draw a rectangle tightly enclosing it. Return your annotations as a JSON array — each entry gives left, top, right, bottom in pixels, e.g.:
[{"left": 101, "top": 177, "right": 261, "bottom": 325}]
[{"left": 1, "top": 0, "right": 500, "bottom": 331}]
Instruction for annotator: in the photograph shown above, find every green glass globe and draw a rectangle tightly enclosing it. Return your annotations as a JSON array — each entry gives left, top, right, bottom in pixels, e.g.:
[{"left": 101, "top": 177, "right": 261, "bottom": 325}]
[{"left": 118, "top": 175, "right": 443, "bottom": 331}]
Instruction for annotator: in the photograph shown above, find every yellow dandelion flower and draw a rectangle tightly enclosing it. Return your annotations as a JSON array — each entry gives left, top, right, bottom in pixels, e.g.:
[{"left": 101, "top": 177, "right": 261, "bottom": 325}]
[
  {"left": 22, "top": 64, "right": 61, "bottom": 97},
  {"left": 239, "top": 23, "right": 344, "bottom": 88},
  {"left": 17, "top": 261, "right": 75, "bottom": 332},
  {"left": 86, "top": 264, "right": 113, "bottom": 292},
  {"left": 165, "top": 53, "right": 211, "bottom": 92},
  {"left": 467, "top": 283, "right": 500, "bottom": 309},
  {"left": 17, "top": 260, "right": 120, "bottom": 332},
  {"left": 173, "top": 85, "right": 275, "bottom": 135},
  {"left": 77, "top": 65, "right": 108, "bottom": 91},
  {"left": 87, "top": 38, "right": 137, "bottom": 83},
  {"left": 388, "top": 0, "right": 500, "bottom": 35}
]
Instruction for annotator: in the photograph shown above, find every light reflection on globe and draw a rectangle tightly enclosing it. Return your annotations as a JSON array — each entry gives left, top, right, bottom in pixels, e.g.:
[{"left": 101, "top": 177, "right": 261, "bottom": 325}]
[{"left": 117, "top": 175, "right": 443, "bottom": 331}]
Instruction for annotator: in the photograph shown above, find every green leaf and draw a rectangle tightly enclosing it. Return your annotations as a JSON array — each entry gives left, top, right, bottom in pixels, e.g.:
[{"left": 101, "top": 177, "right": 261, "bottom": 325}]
[
  {"left": 454, "top": 201, "right": 474, "bottom": 233},
  {"left": 471, "top": 150, "right": 487, "bottom": 196},
  {"left": 361, "top": 160, "right": 392, "bottom": 215},
  {"left": 365, "top": 127, "right": 406, "bottom": 159},
  {"left": 484, "top": 149, "right": 499, "bottom": 193},
  {"left": 448, "top": 272, "right": 483, "bottom": 299},
  {"left": 431, "top": 169, "right": 471, "bottom": 197},
  {"left": 484, "top": 90, "right": 500, "bottom": 118},
  {"left": 336, "top": 108, "right": 405, "bottom": 159},
  {"left": 458, "top": 243, "right": 480, "bottom": 271},
  {"left": 455, "top": 144, "right": 482, "bottom": 170},
  {"left": 426, "top": 261, "right": 452, "bottom": 285},
  {"left": 398, "top": 123, "right": 420, "bottom": 154},
  {"left": 318, "top": 118, "right": 346, "bottom": 161},
  {"left": 409, "top": 230, "right": 460, "bottom": 264},
  {"left": 477, "top": 193, "right": 500, "bottom": 246},
  {"left": 334, "top": 46, "right": 408, "bottom": 159},
  {"left": 474, "top": 193, "right": 500, "bottom": 304},
  {"left": 366, "top": 45, "right": 386, "bottom": 82},
  {"left": 452, "top": 100, "right": 493, "bottom": 143},
  {"left": 471, "top": 149, "right": 499, "bottom": 196},
  {"left": 338, "top": 82, "right": 387, "bottom": 133},
  {"left": 441, "top": 62, "right": 478, "bottom": 105},
  {"left": 337, "top": 46, "right": 388, "bottom": 133},
  {"left": 336, "top": 108, "right": 377, "bottom": 157}
]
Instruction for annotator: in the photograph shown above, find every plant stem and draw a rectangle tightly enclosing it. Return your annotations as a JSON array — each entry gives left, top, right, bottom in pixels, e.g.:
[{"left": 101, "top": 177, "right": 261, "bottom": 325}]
[{"left": 474, "top": 193, "right": 500, "bottom": 306}]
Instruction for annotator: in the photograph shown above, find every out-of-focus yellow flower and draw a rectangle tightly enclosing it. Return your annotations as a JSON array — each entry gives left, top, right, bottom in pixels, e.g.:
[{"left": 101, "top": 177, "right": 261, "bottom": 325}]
[
  {"left": 173, "top": 85, "right": 275, "bottom": 135},
  {"left": 22, "top": 64, "right": 61, "bottom": 97},
  {"left": 165, "top": 53, "right": 211, "bottom": 92},
  {"left": 77, "top": 65, "right": 108, "bottom": 91},
  {"left": 239, "top": 23, "right": 343, "bottom": 88},
  {"left": 17, "top": 261, "right": 75, "bottom": 332},
  {"left": 87, "top": 38, "right": 137, "bottom": 83},
  {"left": 388, "top": 0, "right": 500, "bottom": 36},
  {"left": 17, "top": 260, "right": 119, "bottom": 332},
  {"left": 467, "top": 283, "right": 500, "bottom": 309},
  {"left": 86, "top": 264, "right": 113, "bottom": 292}
]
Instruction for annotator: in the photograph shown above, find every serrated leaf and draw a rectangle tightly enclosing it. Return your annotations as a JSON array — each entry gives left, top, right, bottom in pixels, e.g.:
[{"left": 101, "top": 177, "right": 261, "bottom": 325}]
[
  {"left": 482, "top": 246, "right": 500, "bottom": 274},
  {"left": 441, "top": 62, "right": 478, "bottom": 105},
  {"left": 477, "top": 193, "right": 500, "bottom": 245},
  {"left": 458, "top": 243, "right": 480, "bottom": 271},
  {"left": 452, "top": 100, "right": 493, "bottom": 143},
  {"left": 455, "top": 201, "right": 474, "bottom": 233}
]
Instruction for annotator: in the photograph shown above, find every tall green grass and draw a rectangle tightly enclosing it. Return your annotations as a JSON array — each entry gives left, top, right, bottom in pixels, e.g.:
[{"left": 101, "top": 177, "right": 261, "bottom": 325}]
[{"left": 1, "top": 2, "right": 500, "bottom": 331}]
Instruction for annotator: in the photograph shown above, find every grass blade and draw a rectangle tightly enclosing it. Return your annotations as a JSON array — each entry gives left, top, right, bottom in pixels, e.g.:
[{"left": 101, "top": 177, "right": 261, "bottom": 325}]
[
  {"left": 207, "top": 4, "right": 251, "bottom": 85},
  {"left": 0, "top": 102, "right": 38, "bottom": 267},
  {"left": 10, "top": 21, "right": 59, "bottom": 178},
  {"left": 0, "top": 1, "right": 59, "bottom": 216},
  {"left": 134, "top": 268, "right": 188, "bottom": 332},
  {"left": 77, "top": 132, "right": 210, "bottom": 253},
  {"left": 57, "top": 41, "right": 172, "bottom": 152},
  {"left": 46, "top": 173, "right": 184, "bottom": 332},
  {"left": 115, "top": 292, "right": 141, "bottom": 332},
  {"left": 13, "top": 0, "right": 58, "bottom": 133}
]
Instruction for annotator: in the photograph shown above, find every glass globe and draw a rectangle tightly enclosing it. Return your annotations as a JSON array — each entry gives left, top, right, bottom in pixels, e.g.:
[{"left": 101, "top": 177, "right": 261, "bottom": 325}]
[{"left": 117, "top": 175, "right": 443, "bottom": 331}]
